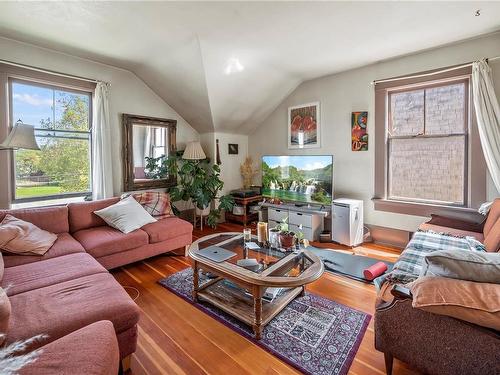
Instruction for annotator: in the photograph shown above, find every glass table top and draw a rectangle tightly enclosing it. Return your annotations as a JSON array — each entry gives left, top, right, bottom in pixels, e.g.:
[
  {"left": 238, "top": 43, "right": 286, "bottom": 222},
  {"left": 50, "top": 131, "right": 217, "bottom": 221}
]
[{"left": 195, "top": 233, "right": 314, "bottom": 277}]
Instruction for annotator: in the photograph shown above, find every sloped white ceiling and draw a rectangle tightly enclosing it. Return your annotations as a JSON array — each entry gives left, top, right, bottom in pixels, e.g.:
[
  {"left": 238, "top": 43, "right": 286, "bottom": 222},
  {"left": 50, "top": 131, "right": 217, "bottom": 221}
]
[{"left": 0, "top": 2, "right": 499, "bottom": 134}]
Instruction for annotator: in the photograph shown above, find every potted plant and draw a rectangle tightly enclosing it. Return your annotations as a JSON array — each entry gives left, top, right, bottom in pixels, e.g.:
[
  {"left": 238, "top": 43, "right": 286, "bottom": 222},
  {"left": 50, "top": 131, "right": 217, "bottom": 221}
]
[
  {"left": 160, "top": 154, "right": 234, "bottom": 228},
  {"left": 276, "top": 218, "right": 295, "bottom": 250}
]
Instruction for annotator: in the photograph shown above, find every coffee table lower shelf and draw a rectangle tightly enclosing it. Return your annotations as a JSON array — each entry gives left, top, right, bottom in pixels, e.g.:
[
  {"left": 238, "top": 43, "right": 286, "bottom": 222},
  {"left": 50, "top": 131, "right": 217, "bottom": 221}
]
[{"left": 195, "top": 278, "right": 303, "bottom": 339}]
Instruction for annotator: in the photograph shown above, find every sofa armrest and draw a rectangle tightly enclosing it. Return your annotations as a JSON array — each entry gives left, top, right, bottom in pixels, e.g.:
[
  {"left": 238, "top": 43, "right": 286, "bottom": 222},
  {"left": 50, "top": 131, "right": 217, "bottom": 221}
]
[{"left": 426, "top": 213, "right": 485, "bottom": 233}]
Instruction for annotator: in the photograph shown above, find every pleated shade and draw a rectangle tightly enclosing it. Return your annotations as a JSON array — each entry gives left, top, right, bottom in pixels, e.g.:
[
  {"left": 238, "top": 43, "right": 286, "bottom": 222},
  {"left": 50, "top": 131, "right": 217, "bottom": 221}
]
[
  {"left": 182, "top": 141, "right": 206, "bottom": 160},
  {"left": 0, "top": 123, "right": 40, "bottom": 150}
]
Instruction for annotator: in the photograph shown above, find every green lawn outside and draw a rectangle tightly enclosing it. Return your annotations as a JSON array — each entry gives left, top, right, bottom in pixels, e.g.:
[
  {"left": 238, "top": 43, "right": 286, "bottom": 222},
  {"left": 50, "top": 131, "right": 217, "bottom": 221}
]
[{"left": 16, "top": 185, "right": 63, "bottom": 199}]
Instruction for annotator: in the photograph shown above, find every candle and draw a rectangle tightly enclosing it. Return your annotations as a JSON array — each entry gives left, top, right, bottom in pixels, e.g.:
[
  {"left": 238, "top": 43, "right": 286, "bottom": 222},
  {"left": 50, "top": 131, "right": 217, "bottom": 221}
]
[
  {"left": 257, "top": 222, "right": 268, "bottom": 244},
  {"left": 243, "top": 228, "right": 252, "bottom": 242}
]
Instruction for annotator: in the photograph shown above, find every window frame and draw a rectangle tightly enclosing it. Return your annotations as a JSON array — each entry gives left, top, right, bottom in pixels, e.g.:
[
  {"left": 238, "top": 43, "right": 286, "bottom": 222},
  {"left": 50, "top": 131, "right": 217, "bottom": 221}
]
[
  {"left": 386, "top": 78, "right": 469, "bottom": 207},
  {"left": 373, "top": 65, "right": 487, "bottom": 217},
  {"left": 7, "top": 76, "right": 94, "bottom": 204}
]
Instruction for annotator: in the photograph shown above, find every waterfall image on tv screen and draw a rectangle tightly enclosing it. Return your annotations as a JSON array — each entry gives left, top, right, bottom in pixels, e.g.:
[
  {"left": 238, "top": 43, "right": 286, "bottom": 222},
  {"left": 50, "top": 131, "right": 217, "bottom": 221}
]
[{"left": 262, "top": 155, "right": 333, "bottom": 204}]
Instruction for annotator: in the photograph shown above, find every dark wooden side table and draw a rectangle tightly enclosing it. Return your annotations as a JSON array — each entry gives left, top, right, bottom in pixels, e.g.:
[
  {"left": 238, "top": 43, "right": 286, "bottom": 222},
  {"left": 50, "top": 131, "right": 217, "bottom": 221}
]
[{"left": 225, "top": 195, "right": 262, "bottom": 227}]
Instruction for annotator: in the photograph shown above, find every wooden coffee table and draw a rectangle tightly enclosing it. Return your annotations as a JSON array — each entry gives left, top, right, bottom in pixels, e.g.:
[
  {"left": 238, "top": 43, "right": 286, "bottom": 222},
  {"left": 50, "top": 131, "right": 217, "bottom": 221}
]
[{"left": 188, "top": 232, "right": 324, "bottom": 339}]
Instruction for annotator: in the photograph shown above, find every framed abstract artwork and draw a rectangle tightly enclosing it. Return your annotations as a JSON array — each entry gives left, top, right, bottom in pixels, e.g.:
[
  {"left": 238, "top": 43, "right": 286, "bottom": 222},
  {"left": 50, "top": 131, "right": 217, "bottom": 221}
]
[
  {"left": 288, "top": 102, "right": 320, "bottom": 149},
  {"left": 228, "top": 143, "right": 239, "bottom": 155},
  {"left": 351, "top": 111, "right": 368, "bottom": 151}
]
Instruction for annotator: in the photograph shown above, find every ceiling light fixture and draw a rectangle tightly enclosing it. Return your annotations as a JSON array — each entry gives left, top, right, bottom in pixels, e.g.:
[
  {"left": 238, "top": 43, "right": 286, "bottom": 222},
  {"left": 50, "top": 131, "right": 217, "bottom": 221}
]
[{"left": 224, "top": 58, "right": 244, "bottom": 75}]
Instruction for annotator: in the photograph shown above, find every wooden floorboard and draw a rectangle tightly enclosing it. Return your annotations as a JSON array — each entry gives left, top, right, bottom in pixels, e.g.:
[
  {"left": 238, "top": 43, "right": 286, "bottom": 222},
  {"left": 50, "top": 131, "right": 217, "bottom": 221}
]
[{"left": 112, "top": 222, "right": 420, "bottom": 375}]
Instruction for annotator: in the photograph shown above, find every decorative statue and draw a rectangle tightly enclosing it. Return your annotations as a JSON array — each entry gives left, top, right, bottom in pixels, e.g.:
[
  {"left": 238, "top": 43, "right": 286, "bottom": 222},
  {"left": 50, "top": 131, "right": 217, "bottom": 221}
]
[{"left": 240, "top": 157, "right": 259, "bottom": 189}]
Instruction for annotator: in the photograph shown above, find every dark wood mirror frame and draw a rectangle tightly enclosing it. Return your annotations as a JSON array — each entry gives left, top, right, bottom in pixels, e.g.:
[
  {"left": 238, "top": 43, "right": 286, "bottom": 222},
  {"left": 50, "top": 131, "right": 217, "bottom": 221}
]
[{"left": 122, "top": 113, "right": 177, "bottom": 191}]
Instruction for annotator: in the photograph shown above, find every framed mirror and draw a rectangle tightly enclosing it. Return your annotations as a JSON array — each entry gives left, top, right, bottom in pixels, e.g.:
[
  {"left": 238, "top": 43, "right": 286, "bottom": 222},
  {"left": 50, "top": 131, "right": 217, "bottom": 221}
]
[{"left": 122, "top": 114, "right": 177, "bottom": 191}]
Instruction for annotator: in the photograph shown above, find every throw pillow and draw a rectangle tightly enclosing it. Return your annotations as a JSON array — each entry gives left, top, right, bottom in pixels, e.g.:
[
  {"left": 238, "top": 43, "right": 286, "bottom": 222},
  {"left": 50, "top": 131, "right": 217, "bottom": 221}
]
[
  {"left": 411, "top": 276, "right": 500, "bottom": 331},
  {"left": 420, "top": 249, "right": 500, "bottom": 283},
  {"left": 94, "top": 196, "right": 157, "bottom": 234},
  {"left": 0, "top": 214, "right": 57, "bottom": 256},
  {"left": 0, "top": 287, "right": 11, "bottom": 345},
  {"left": 123, "top": 191, "right": 174, "bottom": 217},
  {"left": 483, "top": 217, "right": 500, "bottom": 252}
]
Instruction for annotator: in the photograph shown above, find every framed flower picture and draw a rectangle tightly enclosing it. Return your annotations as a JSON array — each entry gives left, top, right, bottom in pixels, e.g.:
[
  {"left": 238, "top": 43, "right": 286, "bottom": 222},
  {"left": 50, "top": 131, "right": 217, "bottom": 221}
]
[
  {"left": 288, "top": 102, "right": 320, "bottom": 149},
  {"left": 351, "top": 111, "right": 368, "bottom": 151}
]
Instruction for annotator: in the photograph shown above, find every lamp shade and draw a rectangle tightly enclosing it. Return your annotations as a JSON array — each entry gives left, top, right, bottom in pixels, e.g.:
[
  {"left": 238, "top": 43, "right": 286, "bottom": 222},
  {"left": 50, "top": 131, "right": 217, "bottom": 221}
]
[
  {"left": 182, "top": 141, "right": 206, "bottom": 160},
  {"left": 0, "top": 123, "right": 40, "bottom": 150}
]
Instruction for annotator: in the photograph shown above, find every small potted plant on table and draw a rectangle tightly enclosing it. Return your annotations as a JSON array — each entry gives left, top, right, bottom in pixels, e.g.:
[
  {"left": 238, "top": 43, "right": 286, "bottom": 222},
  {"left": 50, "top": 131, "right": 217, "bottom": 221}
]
[{"left": 276, "top": 218, "right": 295, "bottom": 251}]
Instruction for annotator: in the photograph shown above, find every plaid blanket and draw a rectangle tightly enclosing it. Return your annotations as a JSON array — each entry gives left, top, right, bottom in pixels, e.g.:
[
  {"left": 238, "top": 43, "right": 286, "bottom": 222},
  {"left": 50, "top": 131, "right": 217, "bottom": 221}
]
[{"left": 374, "top": 230, "right": 484, "bottom": 288}]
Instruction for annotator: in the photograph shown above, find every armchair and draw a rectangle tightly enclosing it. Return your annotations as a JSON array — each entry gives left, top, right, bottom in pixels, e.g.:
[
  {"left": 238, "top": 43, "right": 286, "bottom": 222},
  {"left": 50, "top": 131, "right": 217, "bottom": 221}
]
[{"left": 375, "top": 286, "right": 500, "bottom": 375}]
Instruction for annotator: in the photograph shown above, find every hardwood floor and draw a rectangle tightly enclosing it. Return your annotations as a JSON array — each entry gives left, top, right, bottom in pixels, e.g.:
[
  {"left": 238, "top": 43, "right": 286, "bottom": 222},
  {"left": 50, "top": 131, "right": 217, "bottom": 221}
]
[{"left": 112, "top": 222, "right": 420, "bottom": 375}]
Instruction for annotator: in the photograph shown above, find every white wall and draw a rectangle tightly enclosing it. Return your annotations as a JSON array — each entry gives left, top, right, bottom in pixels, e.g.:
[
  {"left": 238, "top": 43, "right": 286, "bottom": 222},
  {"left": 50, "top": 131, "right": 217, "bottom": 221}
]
[
  {"left": 0, "top": 37, "right": 199, "bottom": 199},
  {"left": 215, "top": 133, "right": 249, "bottom": 194},
  {"left": 249, "top": 32, "right": 500, "bottom": 232},
  {"left": 199, "top": 132, "right": 249, "bottom": 194}
]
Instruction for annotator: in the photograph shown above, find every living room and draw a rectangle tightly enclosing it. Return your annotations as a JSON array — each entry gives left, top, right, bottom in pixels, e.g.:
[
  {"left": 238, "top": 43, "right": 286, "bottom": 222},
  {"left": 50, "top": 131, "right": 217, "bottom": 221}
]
[{"left": 0, "top": 2, "right": 499, "bottom": 375}]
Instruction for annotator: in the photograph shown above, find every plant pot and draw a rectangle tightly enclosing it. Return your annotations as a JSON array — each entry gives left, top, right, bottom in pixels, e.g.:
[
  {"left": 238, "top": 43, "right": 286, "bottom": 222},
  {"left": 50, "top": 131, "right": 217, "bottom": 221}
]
[
  {"left": 279, "top": 233, "right": 295, "bottom": 249},
  {"left": 195, "top": 206, "right": 211, "bottom": 216}
]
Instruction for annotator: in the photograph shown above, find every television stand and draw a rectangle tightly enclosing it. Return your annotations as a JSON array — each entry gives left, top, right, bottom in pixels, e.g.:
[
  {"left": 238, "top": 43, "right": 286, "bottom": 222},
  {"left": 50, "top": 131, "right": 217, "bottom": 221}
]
[{"left": 261, "top": 202, "right": 328, "bottom": 241}]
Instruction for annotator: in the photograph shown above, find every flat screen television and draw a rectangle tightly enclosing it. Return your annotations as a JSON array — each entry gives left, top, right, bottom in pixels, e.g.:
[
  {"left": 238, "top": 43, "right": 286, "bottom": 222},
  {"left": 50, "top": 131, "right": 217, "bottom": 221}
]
[{"left": 262, "top": 155, "right": 333, "bottom": 205}]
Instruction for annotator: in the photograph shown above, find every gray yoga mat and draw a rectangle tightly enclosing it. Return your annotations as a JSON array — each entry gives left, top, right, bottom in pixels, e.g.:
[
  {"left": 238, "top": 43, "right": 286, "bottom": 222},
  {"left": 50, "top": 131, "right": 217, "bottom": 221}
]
[{"left": 308, "top": 247, "right": 394, "bottom": 283}]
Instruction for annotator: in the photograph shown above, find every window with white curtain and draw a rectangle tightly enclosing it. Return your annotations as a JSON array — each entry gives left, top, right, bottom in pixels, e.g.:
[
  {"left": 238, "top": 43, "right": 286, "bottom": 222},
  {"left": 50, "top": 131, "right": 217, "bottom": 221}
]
[{"left": 9, "top": 78, "right": 93, "bottom": 202}]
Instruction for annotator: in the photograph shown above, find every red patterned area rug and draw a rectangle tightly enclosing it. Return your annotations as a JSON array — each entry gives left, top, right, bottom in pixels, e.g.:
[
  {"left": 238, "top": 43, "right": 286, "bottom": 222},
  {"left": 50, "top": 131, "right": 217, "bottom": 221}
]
[{"left": 158, "top": 268, "right": 371, "bottom": 375}]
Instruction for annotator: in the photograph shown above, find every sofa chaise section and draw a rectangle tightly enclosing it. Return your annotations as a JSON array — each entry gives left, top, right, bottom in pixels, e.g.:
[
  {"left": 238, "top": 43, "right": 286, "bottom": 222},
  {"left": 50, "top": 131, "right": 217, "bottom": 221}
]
[
  {"left": 2, "top": 252, "right": 108, "bottom": 296},
  {"left": 6, "top": 272, "right": 140, "bottom": 359}
]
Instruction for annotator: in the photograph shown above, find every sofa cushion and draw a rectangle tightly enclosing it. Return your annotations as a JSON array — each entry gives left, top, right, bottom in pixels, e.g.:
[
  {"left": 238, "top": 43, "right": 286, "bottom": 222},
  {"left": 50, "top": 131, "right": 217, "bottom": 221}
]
[
  {"left": 0, "top": 206, "right": 69, "bottom": 234},
  {"left": 2, "top": 232, "right": 85, "bottom": 268},
  {"left": 94, "top": 196, "right": 156, "bottom": 234},
  {"left": 483, "top": 217, "right": 500, "bottom": 252},
  {"left": 0, "top": 214, "right": 57, "bottom": 256},
  {"left": 68, "top": 197, "right": 120, "bottom": 233},
  {"left": 6, "top": 273, "right": 140, "bottom": 351},
  {"left": 418, "top": 223, "right": 484, "bottom": 241},
  {"left": 421, "top": 249, "right": 500, "bottom": 283},
  {"left": 73, "top": 226, "right": 149, "bottom": 258},
  {"left": 2, "top": 253, "right": 107, "bottom": 296},
  {"left": 426, "top": 212, "right": 486, "bottom": 232},
  {"left": 411, "top": 276, "right": 500, "bottom": 331},
  {"left": 141, "top": 216, "right": 193, "bottom": 244},
  {"left": 19, "top": 320, "right": 119, "bottom": 375},
  {"left": 0, "top": 287, "right": 10, "bottom": 345}
]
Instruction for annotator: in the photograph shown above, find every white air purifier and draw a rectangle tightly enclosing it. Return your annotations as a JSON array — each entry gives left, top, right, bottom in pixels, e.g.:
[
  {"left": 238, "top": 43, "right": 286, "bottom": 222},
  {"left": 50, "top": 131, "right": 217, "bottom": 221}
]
[{"left": 332, "top": 199, "right": 364, "bottom": 247}]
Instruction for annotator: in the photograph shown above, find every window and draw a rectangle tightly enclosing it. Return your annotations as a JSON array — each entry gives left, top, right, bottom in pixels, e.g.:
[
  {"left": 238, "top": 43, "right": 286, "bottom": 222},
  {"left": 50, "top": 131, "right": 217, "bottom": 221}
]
[
  {"left": 374, "top": 66, "right": 487, "bottom": 216},
  {"left": 9, "top": 79, "right": 92, "bottom": 202},
  {"left": 387, "top": 80, "right": 468, "bottom": 206}
]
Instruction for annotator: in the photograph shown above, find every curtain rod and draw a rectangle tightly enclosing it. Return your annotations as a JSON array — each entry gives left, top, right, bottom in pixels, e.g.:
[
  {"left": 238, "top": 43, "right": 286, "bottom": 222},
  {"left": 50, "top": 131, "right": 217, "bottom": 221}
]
[
  {"left": 0, "top": 58, "right": 98, "bottom": 83},
  {"left": 372, "top": 55, "right": 500, "bottom": 85}
]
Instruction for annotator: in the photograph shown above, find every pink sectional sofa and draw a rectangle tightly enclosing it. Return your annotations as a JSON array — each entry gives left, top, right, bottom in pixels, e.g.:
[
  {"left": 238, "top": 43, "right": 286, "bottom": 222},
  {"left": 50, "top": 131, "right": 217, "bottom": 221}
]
[{"left": 0, "top": 197, "right": 193, "bottom": 372}]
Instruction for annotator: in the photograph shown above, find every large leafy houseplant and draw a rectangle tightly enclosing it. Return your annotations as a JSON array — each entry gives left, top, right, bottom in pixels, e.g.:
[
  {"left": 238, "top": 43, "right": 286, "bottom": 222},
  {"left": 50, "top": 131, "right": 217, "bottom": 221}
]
[{"left": 147, "top": 153, "right": 234, "bottom": 228}]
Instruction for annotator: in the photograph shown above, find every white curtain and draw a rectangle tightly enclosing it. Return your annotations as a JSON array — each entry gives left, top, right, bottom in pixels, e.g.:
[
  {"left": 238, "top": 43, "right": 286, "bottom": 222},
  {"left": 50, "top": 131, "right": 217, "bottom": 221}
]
[
  {"left": 92, "top": 81, "right": 114, "bottom": 200},
  {"left": 472, "top": 59, "right": 500, "bottom": 192}
]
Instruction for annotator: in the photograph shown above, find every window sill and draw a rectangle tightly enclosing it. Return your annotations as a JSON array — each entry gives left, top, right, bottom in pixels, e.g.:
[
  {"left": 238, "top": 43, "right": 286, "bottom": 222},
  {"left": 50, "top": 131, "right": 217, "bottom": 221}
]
[
  {"left": 372, "top": 198, "right": 477, "bottom": 218},
  {"left": 11, "top": 196, "right": 87, "bottom": 209}
]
